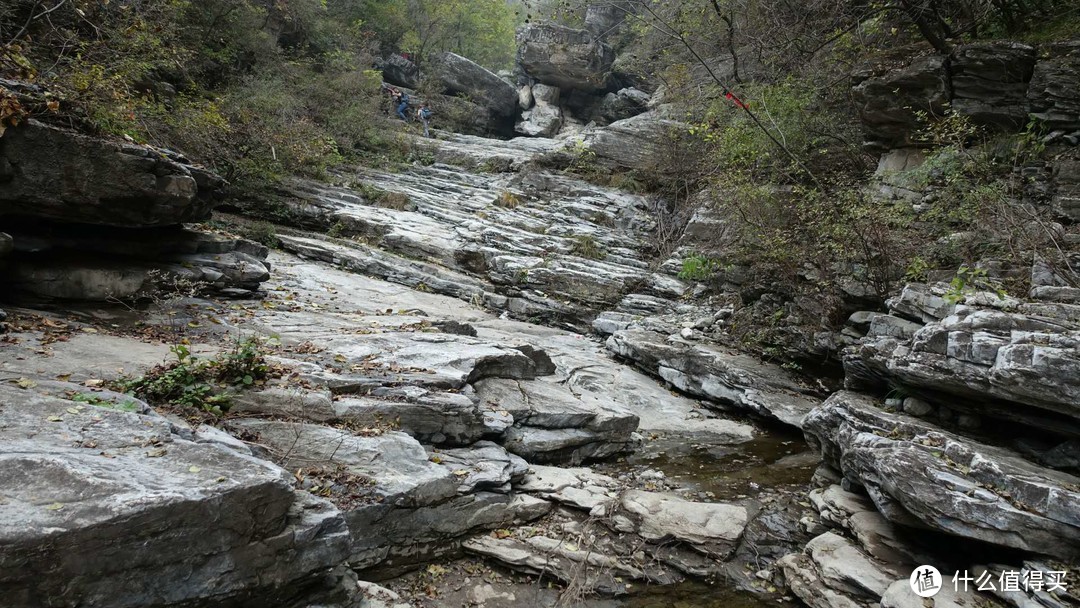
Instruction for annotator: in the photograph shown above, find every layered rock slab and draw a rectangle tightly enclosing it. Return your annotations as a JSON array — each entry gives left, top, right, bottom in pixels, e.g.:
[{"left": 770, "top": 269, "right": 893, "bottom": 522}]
[
  {"left": 229, "top": 420, "right": 549, "bottom": 573},
  {"left": 846, "top": 306, "right": 1080, "bottom": 436},
  {"left": 803, "top": 391, "right": 1080, "bottom": 560},
  {"left": 0, "top": 385, "right": 349, "bottom": 608},
  {"left": 606, "top": 328, "right": 820, "bottom": 428},
  {"left": 474, "top": 377, "right": 638, "bottom": 464},
  {"left": 0, "top": 120, "right": 221, "bottom": 227}
]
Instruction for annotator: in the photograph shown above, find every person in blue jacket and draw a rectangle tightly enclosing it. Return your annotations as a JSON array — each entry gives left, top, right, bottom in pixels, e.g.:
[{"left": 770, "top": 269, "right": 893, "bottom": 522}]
[{"left": 393, "top": 89, "right": 410, "bottom": 121}]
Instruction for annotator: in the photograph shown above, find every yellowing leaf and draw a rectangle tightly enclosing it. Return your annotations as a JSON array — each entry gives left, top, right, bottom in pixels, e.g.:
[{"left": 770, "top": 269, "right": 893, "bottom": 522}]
[
  {"left": 47, "top": 415, "right": 63, "bottom": 422},
  {"left": 188, "top": 466, "right": 202, "bottom": 473},
  {"left": 45, "top": 502, "right": 64, "bottom": 511},
  {"left": 16, "top": 378, "right": 37, "bottom": 389}
]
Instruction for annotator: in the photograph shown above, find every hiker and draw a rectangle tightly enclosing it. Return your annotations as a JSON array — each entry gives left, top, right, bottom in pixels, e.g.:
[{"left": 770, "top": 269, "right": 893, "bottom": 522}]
[
  {"left": 416, "top": 103, "right": 432, "bottom": 137},
  {"left": 394, "top": 89, "right": 410, "bottom": 121}
]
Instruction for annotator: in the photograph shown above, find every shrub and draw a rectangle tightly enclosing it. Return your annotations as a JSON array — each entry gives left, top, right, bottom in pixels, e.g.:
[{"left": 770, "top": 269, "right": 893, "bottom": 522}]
[
  {"left": 496, "top": 191, "right": 521, "bottom": 209},
  {"left": 570, "top": 234, "right": 605, "bottom": 260},
  {"left": 119, "top": 338, "right": 272, "bottom": 417},
  {"left": 678, "top": 254, "right": 724, "bottom": 281}
]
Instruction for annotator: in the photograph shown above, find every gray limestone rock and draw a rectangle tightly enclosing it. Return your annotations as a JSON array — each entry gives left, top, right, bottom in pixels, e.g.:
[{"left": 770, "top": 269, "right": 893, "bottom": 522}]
[
  {"left": 1029, "top": 41, "right": 1080, "bottom": 132},
  {"left": 378, "top": 54, "right": 420, "bottom": 89},
  {"left": 0, "top": 386, "right": 349, "bottom": 608},
  {"left": 846, "top": 307, "right": 1080, "bottom": 435},
  {"left": 595, "top": 88, "right": 651, "bottom": 124},
  {"left": 0, "top": 120, "right": 221, "bottom": 227},
  {"left": 432, "top": 52, "right": 519, "bottom": 119},
  {"left": 611, "top": 490, "right": 747, "bottom": 557},
  {"left": 803, "top": 391, "right": 1080, "bottom": 559},
  {"left": 227, "top": 420, "right": 547, "bottom": 572},
  {"left": 777, "top": 532, "right": 903, "bottom": 608},
  {"left": 606, "top": 328, "right": 820, "bottom": 428},
  {"left": 579, "top": 111, "right": 687, "bottom": 171},
  {"left": 852, "top": 46, "right": 950, "bottom": 150},
  {"left": 516, "top": 24, "right": 615, "bottom": 92},
  {"left": 951, "top": 41, "right": 1036, "bottom": 130},
  {"left": 475, "top": 377, "right": 638, "bottom": 464}
]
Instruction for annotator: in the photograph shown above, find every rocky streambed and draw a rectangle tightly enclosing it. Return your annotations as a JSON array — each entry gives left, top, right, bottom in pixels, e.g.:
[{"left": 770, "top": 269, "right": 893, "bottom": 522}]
[{"left": 0, "top": 242, "right": 814, "bottom": 607}]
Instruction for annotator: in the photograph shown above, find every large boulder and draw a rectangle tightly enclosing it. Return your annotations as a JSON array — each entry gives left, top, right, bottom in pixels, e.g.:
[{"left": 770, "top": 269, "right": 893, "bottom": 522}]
[
  {"left": 578, "top": 111, "right": 687, "bottom": 171},
  {"left": 474, "top": 377, "right": 638, "bottom": 464},
  {"left": 377, "top": 53, "right": 420, "bottom": 89},
  {"left": 852, "top": 46, "right": 950, "bottom": 150},
  {"left": 515, "top": 101, "right": 563, "bottom": 137},
  {"left": 0, "top": 120, "right": 222, "bottom": 227},
  {"left": 432, "top": 52, "right": 519, "bottom": 119},
  {"left": 595, "top": 87, "right": 651, "bottom": 124},
  {"left": 0, "top": 385, "right": 350, "bottom": 607},
  {"left": 516, "top": 24, "right": 616, "bottom": 93},
  {"left": 803, "top": 391, "right": 1080, "bottom": 560},
  {"left": 1028, "top": 40, "right": 1080, "bottom": 131},
  {"left": 516, "top": 82, "right": 563, "bottom": 136},
  {"left": 950, "top": 41, "right": 1036, "bottom": 130}
]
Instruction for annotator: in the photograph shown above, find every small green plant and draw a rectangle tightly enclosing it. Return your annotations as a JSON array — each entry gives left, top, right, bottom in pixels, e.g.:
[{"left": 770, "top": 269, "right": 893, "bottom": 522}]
[
  {"left": 327, "top": 221, "right": 348, "bottom": 238},
  {"left": 943, "top": 265, "right": 1008, "bottom": 304},
  {"left": 678, "top": 254, "right": 723, "bottom": 281},
  {"left": 570, "top": 234, "right": 605, "bottom": 260},
  {"left": 913, "top": 107, "right": 983, "bottom": 148},
  {"left": 566, "top": 138, "right": 600, "bottom": 177},
  {"left": 119, "top": 337, "right": 272, "bottom": 417},
  {"left": 904, "top": 256, "right": 932, "bottom": 282}
]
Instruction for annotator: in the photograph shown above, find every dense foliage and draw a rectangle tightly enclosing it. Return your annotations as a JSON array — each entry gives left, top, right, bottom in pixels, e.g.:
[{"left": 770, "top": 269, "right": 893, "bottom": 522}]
[
  {"left": 0, "top": 0, "right": 521, "bottom": 193},
  {"left": 335, "top": 0, "right": 522, "bottom": 70}
]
